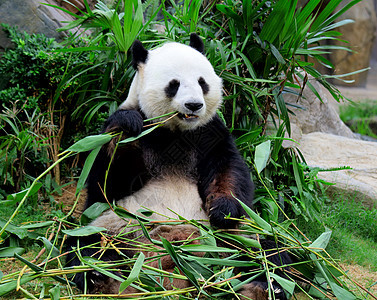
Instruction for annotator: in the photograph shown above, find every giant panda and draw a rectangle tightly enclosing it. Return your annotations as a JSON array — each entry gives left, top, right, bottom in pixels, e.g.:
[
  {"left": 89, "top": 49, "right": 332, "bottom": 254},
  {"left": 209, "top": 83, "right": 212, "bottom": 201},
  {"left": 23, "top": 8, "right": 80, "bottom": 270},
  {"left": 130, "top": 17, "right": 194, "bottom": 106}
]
[{"left": 66, "top": 34, "right": 291, "bottom": 299}]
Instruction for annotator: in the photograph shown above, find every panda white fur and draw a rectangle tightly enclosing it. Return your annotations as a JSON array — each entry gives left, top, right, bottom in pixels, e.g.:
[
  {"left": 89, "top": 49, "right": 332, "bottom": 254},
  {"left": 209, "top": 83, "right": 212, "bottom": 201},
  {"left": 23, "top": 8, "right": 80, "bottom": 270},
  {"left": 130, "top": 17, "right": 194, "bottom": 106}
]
[{"left": 66, "top": 34, "right": 291, "bottom": 299}]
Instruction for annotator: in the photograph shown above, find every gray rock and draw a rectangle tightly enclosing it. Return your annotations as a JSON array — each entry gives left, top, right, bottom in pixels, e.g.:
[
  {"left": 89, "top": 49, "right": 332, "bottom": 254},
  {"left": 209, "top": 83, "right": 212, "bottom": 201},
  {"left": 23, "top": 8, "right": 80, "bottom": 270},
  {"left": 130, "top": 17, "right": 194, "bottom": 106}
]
[
  {"left": 299, "top": 132, "right": 377, "bottom": 207},
  {"left": 281, "top": 78, "right": 377, "bottom": 204},
  {"left": 0, "top": 0, "right": 76, "bottom": 50},
  {"left": 281, "top": 77, "right": 356, "bottom": 147}
]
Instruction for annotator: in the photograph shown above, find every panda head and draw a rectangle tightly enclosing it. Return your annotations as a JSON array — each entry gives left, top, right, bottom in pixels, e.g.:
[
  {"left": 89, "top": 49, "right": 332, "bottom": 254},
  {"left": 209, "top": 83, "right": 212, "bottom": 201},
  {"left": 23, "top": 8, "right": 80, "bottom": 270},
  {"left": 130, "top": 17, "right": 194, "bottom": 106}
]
[{"left": 119, "top": 34, "right": 223, "bottom": 131}]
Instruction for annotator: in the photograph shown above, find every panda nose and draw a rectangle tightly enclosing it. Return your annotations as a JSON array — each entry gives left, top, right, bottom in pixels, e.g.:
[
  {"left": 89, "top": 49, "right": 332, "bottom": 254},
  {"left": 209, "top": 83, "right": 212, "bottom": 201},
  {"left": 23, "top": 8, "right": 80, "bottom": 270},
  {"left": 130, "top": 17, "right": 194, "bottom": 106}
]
[{"left": 185, "top": 102, "right": 203, "bottom": 112}]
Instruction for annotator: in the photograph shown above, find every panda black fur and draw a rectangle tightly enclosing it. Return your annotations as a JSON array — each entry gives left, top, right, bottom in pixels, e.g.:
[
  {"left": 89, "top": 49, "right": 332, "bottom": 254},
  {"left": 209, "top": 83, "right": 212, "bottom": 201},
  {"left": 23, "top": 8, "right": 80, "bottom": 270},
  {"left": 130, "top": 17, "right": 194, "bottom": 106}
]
[{"left": 66, "top": 34, "right": 291, "bottom": 299}]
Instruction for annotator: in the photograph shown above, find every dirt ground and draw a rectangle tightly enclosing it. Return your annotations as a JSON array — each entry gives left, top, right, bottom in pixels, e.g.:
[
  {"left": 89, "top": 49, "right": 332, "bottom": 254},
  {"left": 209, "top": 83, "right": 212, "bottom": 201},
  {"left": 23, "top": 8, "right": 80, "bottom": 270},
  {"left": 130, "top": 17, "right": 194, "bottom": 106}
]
[
  {"left": 54, "top": 183, "right": 87, "bottom": 219},
  {"left": 341, "top": 263, "right": 377, "bottom": 298}
]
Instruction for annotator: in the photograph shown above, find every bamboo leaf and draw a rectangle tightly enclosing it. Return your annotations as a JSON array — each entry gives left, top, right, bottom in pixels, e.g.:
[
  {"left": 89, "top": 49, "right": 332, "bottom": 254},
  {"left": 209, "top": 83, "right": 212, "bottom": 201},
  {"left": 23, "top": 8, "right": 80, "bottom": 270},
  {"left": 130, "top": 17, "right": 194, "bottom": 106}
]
[
  {"left": 0, "top": 275, "right": 38, "bottom": 296},
  {"left": 14, "top": 253, "right": 70, "bottom": 285},
  {"left": 235, "top": 129, "right": 262, "bottom": 146},
  {"left": 269, "top": 273, "right": 296, "bottom": 295},
  {"left": 114, "top": 206, "right": 153, "bottom": 223},
  {"left": 5, "top": 182, "right": 43, "bottom": 205},
  {"left": 81, "top": 202, "right": 110, "bottom": 225},
  {"left": 189, "top": 255, "right": 259, "bottom": 267},
  {"left": 220, "top": 233, "right": 262, "bottom": 249},
  {"left": 0, "top": 247, "right": 25, "bottom": 258},
  {"left": 291, "top": 154, "right": 304, "bottom": 199},
  {"left": 119, "top": 125, "right": 160, "bottom": 144},
  {"left": 79, "top": 256, "right": 125, "bottom": 283},
  {"left": 330, "top": 282, "right": 357, "bottom": 300},
  {"left": 62, "top": 226, "right": 107, "bottom": 236},
  {"left": 119, "top": 252, "right": 145, "bottom": 293},
  {"left": 37, "top": 237, "right": 60, "bottom": 258},
  {"left": 76, "top": 146, "right": 101, "bottom": 197},
  {"left": 180, "top": 244, "right": 238, "bottom": 253},
  {"left": 49, "top": 284, "right": 61, "bottom": 300},
  {"left": 66, "top": 133, "right": 112, "bottom": 153},
  {"left": 310, "top": 231, "right": 332, "bottom": 251},
  {"left": 236, "top": 198, "right": 272, "bottom": 233},
  {"left": 254, "top": 140, "right": 271, "bottom": 174},
  {"left": 20, "top": 221, "right": 54, "bottom": 230},
  {"left": 161, "top": 237, "right": 200, "bottom": 290},
  {"left": 0, "top": 219, "right": 28, "bottom": 239}
]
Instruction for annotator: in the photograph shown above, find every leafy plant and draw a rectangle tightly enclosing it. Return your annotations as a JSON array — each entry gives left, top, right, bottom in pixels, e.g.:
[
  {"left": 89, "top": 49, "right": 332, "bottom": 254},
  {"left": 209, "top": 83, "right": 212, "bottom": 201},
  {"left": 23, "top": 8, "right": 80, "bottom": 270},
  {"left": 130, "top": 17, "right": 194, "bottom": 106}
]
[
  {"left": 0, "top": 23, "right": 105, "bottom": 189},
  {"left": 43, "top": 0, "right": 153, "bottom": 126},
  {"left": 0, "top": 106, "right": 51, "bottom": 196},
  {"left": 0, "top": 0, "right": 371, "bottom": 298}
]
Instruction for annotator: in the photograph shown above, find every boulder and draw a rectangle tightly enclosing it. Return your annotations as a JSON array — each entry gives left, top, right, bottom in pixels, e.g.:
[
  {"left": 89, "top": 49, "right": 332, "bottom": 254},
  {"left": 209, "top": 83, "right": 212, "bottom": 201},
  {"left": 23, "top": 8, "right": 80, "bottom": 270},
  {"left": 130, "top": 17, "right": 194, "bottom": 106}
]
[
  {"left": 282, "top": 77, "right": 356, "bottom": 147},
  {"left": 0, "top": 0, "right": 94, "bottom": 51},
  {"left": 330, "top": 0, "right": 377, "bottom": 87},
  {"left": 298, "top": 132, "right": 377, "bottom": 207},
  {"left": 281, "top": 78, "right": 377, "bottom": 205},
  {"left": 0, "top": 0, "right": 66, "bottom": 47}
]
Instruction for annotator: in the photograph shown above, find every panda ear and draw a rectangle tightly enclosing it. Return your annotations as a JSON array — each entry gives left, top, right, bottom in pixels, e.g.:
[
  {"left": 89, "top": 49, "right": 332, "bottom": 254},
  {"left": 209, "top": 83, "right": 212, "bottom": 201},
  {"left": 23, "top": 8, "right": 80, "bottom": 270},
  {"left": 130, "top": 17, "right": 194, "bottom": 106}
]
[
  {"left": 189, "top": 33, "right": 204, "bottom": 54},
  {"left": 131, "top": 40, "right": 148, "bottom": 70}
]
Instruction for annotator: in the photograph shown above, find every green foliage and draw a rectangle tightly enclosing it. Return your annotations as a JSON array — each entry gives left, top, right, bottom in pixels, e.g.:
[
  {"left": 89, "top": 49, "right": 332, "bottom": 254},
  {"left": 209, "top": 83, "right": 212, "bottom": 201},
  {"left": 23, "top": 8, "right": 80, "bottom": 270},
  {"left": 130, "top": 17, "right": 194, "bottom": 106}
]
[
  {"left": 0, "top": 24, "right": 63, "bottom": 97},
  {"left": 323, "top": 199, "right": 377, "bottom": 244},
  {"left": 0, "top": 0, "right": 370, "bottom": 298},
  {"left": 0, "top": 24, "right": 108, "bottom": 194},
  {"left": 0, "top": 106, "right": 51, "bottom": 196}
]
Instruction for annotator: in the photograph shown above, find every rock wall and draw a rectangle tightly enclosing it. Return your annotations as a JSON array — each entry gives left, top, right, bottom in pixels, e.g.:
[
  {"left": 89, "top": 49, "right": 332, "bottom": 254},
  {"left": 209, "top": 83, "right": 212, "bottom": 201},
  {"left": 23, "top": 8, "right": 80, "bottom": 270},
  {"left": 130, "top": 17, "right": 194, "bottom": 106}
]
[
  {"left": 372, "top": 0, "right": 377, "bottom": 63},
  {"left": 331, "top": 0, "right": 377, "bottom": 87},
  {"left": 0, "top": 0, "right": 95, "bottom": 51},
  {"left": 283, "top": 78, "right": 356, "bottom": 141},
  {"left": 298, "top": 0, "right": 377, "bottom": 86}
]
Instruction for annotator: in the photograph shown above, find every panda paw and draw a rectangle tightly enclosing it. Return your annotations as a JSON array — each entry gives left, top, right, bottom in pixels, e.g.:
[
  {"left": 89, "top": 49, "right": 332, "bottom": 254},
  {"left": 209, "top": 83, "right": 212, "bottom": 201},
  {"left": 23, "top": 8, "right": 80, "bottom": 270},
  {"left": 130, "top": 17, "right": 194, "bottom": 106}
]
[
  {"left": 104, "top": 109, "right": 143, "bottom": 137},
  {"left": 208, "top": 197, "right": 242, "bottom": 229}
]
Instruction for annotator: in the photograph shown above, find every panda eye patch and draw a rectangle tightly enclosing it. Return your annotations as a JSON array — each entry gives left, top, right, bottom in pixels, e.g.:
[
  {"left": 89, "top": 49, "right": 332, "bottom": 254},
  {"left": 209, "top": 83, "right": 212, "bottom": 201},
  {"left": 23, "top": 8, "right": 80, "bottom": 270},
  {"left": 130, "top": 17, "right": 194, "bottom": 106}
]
[
  {"left": 198, "top": 77, "right": 209, "bottom": 94},
  {"left": 165, "top": 79, "right": 180, "bottom": 98}
]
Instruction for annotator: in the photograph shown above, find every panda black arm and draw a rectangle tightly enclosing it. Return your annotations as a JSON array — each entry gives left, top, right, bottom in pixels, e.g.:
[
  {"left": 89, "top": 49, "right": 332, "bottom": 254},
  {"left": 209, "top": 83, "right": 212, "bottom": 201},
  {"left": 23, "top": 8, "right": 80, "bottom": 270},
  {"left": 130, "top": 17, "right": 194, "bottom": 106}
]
[
  {"left": 103, "top": 109, "right": 143, "bottom": 136},
  {"left": 197, "top": 116, "right": 254, "bottom": 229},
  {"left": 85, "top": 109, "right": 148, "bottom": 208}
]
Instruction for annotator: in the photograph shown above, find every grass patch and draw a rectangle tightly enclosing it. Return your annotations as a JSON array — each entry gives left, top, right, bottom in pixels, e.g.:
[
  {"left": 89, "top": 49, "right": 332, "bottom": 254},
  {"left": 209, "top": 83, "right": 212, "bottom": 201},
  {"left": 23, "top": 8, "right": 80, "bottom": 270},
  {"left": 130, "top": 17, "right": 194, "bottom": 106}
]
[
  {"left": 339, "top": 100, "right": 377, "bottom": 138},
  {"left": 331, "top": 227, "right": 377, "bottom": 268},
  {"left": 298, "top": 196, "right": 377, "bottom": 270},
  {"left": 339, "top": 101, "right": 377, "bottom": 120}
]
